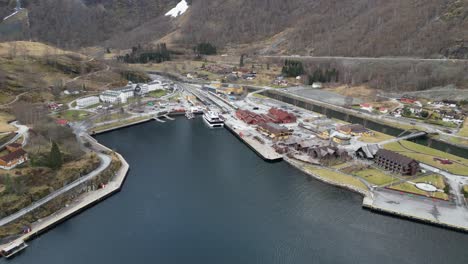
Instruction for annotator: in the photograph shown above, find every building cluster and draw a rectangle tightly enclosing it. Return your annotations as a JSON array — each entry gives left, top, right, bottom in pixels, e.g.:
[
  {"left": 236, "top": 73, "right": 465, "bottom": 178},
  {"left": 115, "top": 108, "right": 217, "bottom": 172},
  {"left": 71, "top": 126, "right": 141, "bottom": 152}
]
[
  {"left": 73, "top": 80, "right": 169, "bottom": 107},
  {"left": 236, "top": 107, "right": 297, "bottom": 126},
  {"left": 203, "top": 83, "right": 244, "bottom": 96},
  {"left": 0, "top": 143, "right": 28, "bottom": 170}
]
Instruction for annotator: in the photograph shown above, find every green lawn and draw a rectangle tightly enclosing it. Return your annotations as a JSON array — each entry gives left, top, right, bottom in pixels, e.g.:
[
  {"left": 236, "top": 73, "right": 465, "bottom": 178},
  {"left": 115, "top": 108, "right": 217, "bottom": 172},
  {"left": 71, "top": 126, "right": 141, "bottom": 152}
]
[
  {"left": 358, "top": 131, "right": 394, "bottom": 143},
  {"left": 414, "top": 174, "right": 446, "bottom": 190},
  {"left": 94, "top": 113, "right": 130, "bottom": 123},
  {"left": 384, "top": 140, "right": 468, "bottom": 175},
  {"left": 56, "top": 110, "right": 92, "bottom": 121},
  {"left": 148, "top": 90, "right": 168, "bottom": 98},
  {"left": 352, "top": 168, "right": 398, "bottom": 186},
  {"left": 458, "top": 118, "right": 468, "bottom": 137},
  {"left": 331, "top": 162, "right": 350, "bottom": 170},
  {"left": 305, "top": 166, "right": 369, "bottom": 193},
  {"left": 252, "top": 93, "right": 268, "bottom": 99},
  {"left": 389, "top": 181, "right": 448, "bottom": 200}
]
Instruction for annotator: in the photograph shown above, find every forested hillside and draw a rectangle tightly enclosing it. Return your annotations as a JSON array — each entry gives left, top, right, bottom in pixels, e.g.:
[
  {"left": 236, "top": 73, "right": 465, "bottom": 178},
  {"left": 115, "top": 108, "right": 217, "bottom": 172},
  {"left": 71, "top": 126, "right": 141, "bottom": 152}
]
[{"left": 1, "top": 0, "right": 467, "bottom": 58}]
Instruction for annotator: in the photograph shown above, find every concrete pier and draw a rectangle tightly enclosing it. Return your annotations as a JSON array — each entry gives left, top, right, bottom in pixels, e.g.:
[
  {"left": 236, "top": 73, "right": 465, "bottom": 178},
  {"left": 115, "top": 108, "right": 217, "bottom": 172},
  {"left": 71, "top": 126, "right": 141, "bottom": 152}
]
[{"left": 224, "top": 122, "right": 282, "bottom": 162}]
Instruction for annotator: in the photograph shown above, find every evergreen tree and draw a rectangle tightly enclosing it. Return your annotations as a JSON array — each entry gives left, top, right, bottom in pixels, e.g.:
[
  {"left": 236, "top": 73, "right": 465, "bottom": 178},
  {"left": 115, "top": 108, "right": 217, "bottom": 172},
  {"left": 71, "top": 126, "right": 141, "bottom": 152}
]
[
  {"left": 49, "top": 141, "right": 63, "bottom": 170},
  {"left": 239, "top": 54, "right": 244, "bottom": 67}
]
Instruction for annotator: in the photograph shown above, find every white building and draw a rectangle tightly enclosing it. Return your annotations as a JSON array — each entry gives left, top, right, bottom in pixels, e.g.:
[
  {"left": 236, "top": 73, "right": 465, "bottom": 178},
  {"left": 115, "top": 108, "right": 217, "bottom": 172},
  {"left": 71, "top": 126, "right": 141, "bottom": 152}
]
[
  {"left": 76, "top": 96, "right": 100, "bottom": 108},
  {"left": 148, "top": 80, "right": 163, "bottom": 92},
  {"left": 312, "top": 82, "right": 322, "bottom": 89},
  {"left": 100, "top": 85, "right": 135, "bottom": 104},
  {"left": 135, "top": 84, "right": 149, "bottom": 96}
]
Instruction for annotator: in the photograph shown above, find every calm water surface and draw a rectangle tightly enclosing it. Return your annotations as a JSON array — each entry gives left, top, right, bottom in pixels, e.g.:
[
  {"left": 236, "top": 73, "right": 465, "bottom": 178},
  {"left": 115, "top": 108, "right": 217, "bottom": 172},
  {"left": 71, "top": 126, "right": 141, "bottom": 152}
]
[{"left": 5, "top": 118, "right": 468, "bottom": 264}]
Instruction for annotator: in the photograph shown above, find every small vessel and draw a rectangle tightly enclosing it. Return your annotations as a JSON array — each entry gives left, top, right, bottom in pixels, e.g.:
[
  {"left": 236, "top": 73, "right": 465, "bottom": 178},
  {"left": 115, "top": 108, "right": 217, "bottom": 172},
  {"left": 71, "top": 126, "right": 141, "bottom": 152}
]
[
  {"left": 203, "top": 111, "right": 224, "bottom": 128},
  {"left": 185, "top": 110, "right": 195, "bottom": 119},
  {"left": 1, "top": 240, "right": 28, "bottom": 259}
]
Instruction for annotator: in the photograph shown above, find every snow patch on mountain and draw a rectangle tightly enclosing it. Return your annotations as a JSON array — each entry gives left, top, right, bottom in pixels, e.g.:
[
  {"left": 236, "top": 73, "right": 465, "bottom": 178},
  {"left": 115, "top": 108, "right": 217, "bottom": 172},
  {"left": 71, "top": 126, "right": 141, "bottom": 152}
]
[{"left": 165, "top": 0, "right": 189, "bottom": 18}]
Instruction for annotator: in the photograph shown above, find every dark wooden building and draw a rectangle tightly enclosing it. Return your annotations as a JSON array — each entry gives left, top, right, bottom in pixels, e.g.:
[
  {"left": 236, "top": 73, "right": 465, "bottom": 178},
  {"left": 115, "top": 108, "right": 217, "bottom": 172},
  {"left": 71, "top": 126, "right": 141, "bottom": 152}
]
[{"left": 374, "top": 149, "right": 419, "bottom": 175}]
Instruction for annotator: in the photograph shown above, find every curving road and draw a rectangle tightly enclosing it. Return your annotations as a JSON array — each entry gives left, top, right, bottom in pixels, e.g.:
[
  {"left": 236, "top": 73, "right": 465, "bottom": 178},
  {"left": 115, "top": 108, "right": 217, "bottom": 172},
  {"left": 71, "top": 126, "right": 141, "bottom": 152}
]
[{"left": 0, "top": 152, "right": 111, "bottom": 227}]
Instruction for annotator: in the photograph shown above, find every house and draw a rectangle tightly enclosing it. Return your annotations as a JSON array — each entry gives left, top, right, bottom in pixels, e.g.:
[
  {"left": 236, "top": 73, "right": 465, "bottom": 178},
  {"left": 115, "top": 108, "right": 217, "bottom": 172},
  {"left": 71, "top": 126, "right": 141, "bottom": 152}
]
[
  {"left": 312, "top": 82, "right": 322, "bottom": 89},
  {"left": 374, "top": 149, "right": 419, "bottom": 175},
  {"left": 338, "top": 124, "right": 373, "bottom": 136},
  {"left": 308, "top": 146, "right": 349, "bottom": 160},
  {"left": 268, "top": 108, "right": 297, "bottom": 123},
  {"left": 56, "top": 119, "right": 68, "bottom": 126},
  {"left": 0, "top": 148, "right": 28, "bottom": 170},
  {"left": 360, "top": 103, "right": 373, "bottom": 112},
  {"left": 400, "top": 97, "right": 416, "bottom": 104},
  {"left": 356, "top": 144, "right": 380, "bottom": 159},
  {"left": 6, "top": 143, "right": 22, "bottom": 152},
  {"left": 257, "top": 122, "right": 292, "bottom": 140},
  {"left": 379, "top": 107, "right": 388, "bottom": 114},
  {"left": 76, "top": 96, "right": 100, "bottom": 108},
  {"left": 295, "top": 140, "right": 317, "bottom": 152}
]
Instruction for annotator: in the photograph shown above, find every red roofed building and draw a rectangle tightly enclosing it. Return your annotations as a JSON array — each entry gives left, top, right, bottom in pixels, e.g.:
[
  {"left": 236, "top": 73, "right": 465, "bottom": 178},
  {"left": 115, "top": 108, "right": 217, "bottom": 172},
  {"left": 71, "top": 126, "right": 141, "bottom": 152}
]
[
  {"left": 268, "top": 108, "right": 297, "bottom": 123},
  {"left": 400, "top": 98, "right": 416, "bottom": 104},
  {"left": 236, "top": 110, "right": 275, "bottom": 125},
  {"left": 56, "top": 119, "right": 68, "bottom": 126},
  {"left": 0, "top": 148, "right": 28, "bottom": 170}
]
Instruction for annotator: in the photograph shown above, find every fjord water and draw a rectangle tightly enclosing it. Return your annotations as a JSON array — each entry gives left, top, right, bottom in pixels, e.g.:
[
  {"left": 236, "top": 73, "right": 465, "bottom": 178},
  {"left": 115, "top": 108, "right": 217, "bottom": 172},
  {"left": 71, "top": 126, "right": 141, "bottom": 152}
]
[{"left": 6, "top": 118, "right": 468, "bottom": 264}]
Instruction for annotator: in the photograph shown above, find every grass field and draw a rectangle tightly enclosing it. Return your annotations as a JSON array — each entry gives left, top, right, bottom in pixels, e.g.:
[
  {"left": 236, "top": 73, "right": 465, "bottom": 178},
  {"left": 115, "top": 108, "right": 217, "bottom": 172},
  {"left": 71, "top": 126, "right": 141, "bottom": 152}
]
[
  {"left": 389, "top": 181, "right": 448, "bottom": 200},
  {"left": 414, "top": 174, "right": 446, "bottom": 189},
  {"left": 56, "top": 110, "right": 92, "bottom": 121},
  {"left": 0, "top": 112, "right": 16, "bottom": 133},
  {"left": 358, "top": 131, "right": 394, "bottom": 143},
  {"left": 94, "top": 112, "right": 130, "bottom": 123},
  {"left": 384, "top": 140, "right": 468, "bottom": 175},
  {"left": 0, "top": 41, "right": 85, "bottom": 58},
  {"left": 458, "top": 118, "right": 468, "bottom": 137},
  {"left": 91, "top": 116, "right": 150, "bottom": 133},
  {"left": 148, "top": 90, "right": 168, "bottom": 98},
  {"left": 352, "top": 168, "right": 398, "bottom": 186},
  {"left": 305, "top": 165, "right": 369, "bottom": 193},
  {"left": 252, "top": 93, "right": 268, "bottom": 99}
]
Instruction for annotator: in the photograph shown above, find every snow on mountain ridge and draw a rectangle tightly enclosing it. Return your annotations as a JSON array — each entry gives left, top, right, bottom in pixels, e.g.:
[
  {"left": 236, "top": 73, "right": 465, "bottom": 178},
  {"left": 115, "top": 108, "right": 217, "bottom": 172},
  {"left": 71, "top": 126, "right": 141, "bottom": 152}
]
[{"left": 165, "top": 0, "right": 189, "bottom": 18}]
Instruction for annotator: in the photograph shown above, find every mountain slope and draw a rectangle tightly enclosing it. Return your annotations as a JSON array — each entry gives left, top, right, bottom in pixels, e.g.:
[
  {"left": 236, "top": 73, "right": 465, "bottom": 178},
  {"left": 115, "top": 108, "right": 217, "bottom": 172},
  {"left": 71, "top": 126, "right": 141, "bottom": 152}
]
[{"left": 1, "top": 0, "right": 467, "bottom": 58}]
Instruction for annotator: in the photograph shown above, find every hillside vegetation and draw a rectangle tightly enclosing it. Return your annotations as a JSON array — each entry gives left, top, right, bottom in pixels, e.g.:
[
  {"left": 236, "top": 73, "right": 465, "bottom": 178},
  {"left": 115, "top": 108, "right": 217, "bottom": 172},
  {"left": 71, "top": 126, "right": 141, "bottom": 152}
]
[
  {"left": 0, "top": 41, "right": 147, "bottom": 104},
  {"left": 1, "top": 0, "right": 467, "bottom": 59}
]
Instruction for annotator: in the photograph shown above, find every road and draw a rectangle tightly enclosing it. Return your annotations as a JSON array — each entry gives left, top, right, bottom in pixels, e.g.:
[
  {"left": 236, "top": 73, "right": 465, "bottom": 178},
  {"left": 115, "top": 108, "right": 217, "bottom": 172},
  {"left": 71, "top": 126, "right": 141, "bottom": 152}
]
[
  {"left": 263, "top": 55, "right": 468, "bottom": 63},
  {"left": 0, "top": 92, "right": 29, "bottom": 109},
  {"left": 0, "top": 122, "right": 29, "bottom": 149},
  {"left": 0, "top": 152, "right": 111, "bottom": 227}
]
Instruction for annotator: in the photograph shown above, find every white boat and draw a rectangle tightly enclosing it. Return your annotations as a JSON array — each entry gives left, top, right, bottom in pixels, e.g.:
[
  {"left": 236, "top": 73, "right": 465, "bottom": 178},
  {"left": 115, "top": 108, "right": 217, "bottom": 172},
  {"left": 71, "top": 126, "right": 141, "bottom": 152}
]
[
  {"left": 1, "top": 240, "right": 28, "bottom": 258},
  {"left": 203, "top": 111, "right": 224, "bottom": 128},
  {"left": 185, "top": 111, "right": 195, "bottom": 119}
]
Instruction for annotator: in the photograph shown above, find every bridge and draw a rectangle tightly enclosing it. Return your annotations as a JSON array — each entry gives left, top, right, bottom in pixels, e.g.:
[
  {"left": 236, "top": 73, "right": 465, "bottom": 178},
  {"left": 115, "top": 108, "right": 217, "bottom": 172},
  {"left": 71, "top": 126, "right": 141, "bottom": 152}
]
[{"left": 379, "top": 130, "right": 427, "bottom": 145}]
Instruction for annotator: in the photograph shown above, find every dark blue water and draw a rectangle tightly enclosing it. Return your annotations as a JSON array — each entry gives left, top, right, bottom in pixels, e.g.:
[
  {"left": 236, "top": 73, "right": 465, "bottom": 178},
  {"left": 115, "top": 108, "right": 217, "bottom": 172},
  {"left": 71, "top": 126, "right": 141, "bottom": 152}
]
[{"left": 5, "top": 118, "right": 468, "bottom": 264}]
